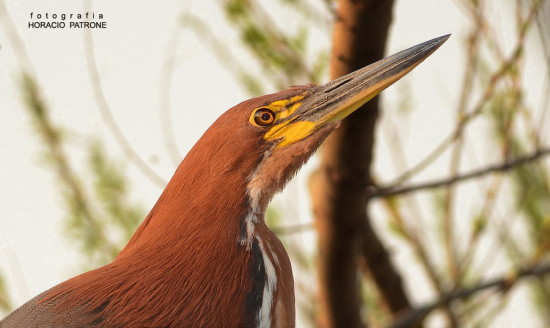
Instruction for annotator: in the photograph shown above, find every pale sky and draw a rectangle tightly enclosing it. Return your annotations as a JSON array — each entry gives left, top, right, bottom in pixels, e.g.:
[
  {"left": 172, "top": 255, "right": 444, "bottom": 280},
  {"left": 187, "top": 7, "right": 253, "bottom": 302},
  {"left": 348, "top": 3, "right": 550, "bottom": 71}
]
[{"left": 0, "top": 0, "right": 547, "bottom": 327}]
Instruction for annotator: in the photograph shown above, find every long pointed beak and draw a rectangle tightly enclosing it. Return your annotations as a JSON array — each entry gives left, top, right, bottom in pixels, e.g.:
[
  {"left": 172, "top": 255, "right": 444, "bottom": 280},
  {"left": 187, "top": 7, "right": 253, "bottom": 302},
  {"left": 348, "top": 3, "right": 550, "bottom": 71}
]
[
  {"left": 307, "top": 34, "right": 450, "bottom": 123},
  {"left": 265, "top": 34, "right": 450, "bottom": 147}
]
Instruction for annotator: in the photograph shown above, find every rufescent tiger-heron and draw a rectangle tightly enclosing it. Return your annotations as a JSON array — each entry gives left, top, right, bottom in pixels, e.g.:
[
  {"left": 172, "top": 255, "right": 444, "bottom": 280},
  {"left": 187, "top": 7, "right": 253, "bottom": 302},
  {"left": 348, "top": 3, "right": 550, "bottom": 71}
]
[{"left": 1, "top": 35, "right": 449, "bottom": 327}]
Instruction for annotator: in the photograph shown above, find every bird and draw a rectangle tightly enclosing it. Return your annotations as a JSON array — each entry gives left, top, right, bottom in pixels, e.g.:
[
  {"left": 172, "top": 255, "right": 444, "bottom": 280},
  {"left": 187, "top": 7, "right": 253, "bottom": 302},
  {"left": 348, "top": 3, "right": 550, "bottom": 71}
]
[{"left": 1, "top": 35, "right": 448, "bottom": 328}]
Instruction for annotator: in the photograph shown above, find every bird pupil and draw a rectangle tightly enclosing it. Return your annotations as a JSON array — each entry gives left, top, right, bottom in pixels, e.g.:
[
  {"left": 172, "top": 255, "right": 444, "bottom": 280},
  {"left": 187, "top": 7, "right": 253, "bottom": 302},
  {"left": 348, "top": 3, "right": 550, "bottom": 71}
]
[{"left": 253, "top": 108, "right": 274, "bottom": 126}]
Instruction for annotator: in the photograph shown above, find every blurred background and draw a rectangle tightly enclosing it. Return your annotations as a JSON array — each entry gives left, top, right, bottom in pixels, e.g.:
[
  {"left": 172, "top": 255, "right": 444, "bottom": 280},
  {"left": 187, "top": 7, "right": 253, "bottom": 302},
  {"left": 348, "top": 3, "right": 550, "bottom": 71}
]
[{"left": 1, "top": 0, "right": 549, "bottom": 327}]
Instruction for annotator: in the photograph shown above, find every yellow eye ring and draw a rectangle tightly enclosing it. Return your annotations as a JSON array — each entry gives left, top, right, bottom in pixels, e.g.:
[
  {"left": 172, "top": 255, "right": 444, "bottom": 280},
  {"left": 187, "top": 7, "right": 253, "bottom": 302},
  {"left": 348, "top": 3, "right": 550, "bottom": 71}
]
[{"left": 253, "top": 108, "right": 276, "bottom": 127}]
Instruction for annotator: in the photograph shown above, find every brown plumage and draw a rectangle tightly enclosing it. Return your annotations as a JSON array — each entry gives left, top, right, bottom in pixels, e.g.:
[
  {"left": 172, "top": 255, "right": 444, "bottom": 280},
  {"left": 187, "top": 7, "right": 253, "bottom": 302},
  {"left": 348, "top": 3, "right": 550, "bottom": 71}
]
[{"left": 1, "top": 35, "right": 448, "bottom": 328}]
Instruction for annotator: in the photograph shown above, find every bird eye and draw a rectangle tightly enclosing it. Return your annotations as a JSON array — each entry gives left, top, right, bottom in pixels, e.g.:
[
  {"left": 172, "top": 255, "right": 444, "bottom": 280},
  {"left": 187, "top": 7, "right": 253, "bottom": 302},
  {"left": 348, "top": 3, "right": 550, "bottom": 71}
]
[{"left": 253, "top": 108, "right": 275, "bottom": 127}]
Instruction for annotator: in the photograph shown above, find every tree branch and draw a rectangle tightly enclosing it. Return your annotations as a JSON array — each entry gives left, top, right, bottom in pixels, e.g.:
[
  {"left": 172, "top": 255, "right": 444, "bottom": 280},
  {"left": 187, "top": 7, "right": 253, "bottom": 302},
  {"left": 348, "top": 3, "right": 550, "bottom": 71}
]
[
  {"left": 311, "top": 1, "right": 412, "bottom": 327},
  {"left": 386, "top": 4, "right": 540, "bottom": 189},
  {"left": 371, "top": 147, "right": 550, "bottom": 199},
  {"left": 390, "top": 262, "right": 550, "bottom": 328}
]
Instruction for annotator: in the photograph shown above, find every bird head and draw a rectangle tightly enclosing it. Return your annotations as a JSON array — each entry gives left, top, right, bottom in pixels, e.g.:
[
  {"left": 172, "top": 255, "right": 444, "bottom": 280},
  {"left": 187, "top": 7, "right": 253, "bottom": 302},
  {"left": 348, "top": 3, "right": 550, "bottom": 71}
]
[{"left": 200, "top": 35, "right": 450, "bottom": 213}]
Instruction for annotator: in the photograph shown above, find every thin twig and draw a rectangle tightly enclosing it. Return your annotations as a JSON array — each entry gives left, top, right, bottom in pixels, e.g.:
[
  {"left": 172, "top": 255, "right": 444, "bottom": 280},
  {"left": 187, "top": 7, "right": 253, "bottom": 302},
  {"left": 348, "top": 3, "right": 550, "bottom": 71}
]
[
  {"left": 371, "top": 147, "right": 550, "bottom": 199},
  {"left": 182, "top": 13, "right": 266, "bottom": 96},
  {"left": 383, "top": 200, "right": 446, "bottom": 304},
  {"left": 267, "top": 147, "right": 550, "bottom": 234},
  {"left": 534, "top": 0, "right": 550, "bottom": 142},
  {"left": 388, "top": 15, "right": 535, "bottom": 188},
  {"left": 159, "top": 19, "right": 184, "bottom": 166},
  {"left": 442, "top": 0, "right": 485, "bottom": 295},
  {"left": 381, "top": 101, "right": 447, "bottom": 304},
  {"left": 83, "top": 0, "right": 166, "bottom": 187},
  {"left": 248, "top": 0, "right": 316, "bottom": 83},
  {"left": 390, "top": 262, "right": 550, "bottom": 328},
  {"left": 0, "top": 0, "right": 35, "bottom": 75}
]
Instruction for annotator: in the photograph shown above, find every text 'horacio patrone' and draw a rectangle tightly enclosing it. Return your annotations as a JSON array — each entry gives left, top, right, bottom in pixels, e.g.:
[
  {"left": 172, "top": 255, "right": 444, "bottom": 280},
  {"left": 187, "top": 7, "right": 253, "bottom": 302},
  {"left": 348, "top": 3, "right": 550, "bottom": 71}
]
[{"left": 28, "top": 12, "right": 106, "bottom": 29}]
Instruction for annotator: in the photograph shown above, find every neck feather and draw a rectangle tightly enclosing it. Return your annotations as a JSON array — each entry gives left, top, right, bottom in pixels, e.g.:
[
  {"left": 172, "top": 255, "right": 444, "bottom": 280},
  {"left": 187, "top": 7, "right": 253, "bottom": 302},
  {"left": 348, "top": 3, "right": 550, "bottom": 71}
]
[{"left": 120, "top": 131, "right": 262, "bottom": 257}]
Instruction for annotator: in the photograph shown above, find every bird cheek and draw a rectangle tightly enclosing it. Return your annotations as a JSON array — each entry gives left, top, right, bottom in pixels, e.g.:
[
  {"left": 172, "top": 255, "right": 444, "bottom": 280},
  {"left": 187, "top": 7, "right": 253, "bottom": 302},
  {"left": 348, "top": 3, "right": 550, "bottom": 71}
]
[{"left": 267, "top": 121, "right": 317, "bottom": 148}]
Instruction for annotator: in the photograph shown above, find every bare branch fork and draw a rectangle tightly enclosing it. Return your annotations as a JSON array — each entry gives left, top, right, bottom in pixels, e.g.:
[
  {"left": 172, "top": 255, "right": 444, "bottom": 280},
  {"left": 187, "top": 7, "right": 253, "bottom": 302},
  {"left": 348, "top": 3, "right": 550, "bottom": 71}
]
[
  {"left": 390, "top": 262, "right": 550, "bottom": 328},
  {"left": 370, "top": 147, "right": 550, "bottom": 199}
]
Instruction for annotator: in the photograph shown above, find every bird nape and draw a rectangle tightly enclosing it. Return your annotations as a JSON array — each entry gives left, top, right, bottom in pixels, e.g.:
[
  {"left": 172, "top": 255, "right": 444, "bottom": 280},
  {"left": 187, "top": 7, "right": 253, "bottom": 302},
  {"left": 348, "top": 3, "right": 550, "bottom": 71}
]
[{"left": 1, "top": 35, "right": 449, "bottom": 328}]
